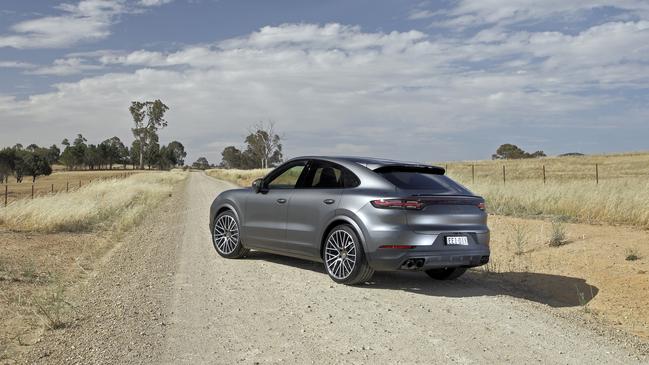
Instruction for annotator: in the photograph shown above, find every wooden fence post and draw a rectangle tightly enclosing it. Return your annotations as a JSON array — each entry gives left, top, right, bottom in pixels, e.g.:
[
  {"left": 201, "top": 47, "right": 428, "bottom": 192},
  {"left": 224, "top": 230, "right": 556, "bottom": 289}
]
[
  {"left": 31, "top": 184, "right": 34, "bottom": 199},
  {"left": 51, "top": 183, "right": 54, "bottom": 193},
  {"left": 596, "top": 163, "right": 599, "bottom": 185},
  {"left": 471, "top": 164, "right": 475, "bottom": 184},
  {"left": 66, "top": 181, "right": 69, "bottom": 193},
  {"left": 543, "top": 165, "right": 546, "bottom": 184},
  {"left": 79, "top": 180, "right": 81, "bottom": 188},
  {"left": 502, "top": 165, "right": 506, "bottom": 185},
  {"left": 4, "top": 185, "right": 7, "bottom": 207}
]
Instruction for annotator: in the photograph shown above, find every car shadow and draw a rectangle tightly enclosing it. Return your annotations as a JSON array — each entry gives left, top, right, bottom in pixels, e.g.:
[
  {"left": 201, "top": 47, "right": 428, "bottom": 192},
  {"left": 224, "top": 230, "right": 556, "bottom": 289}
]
[{"left": 244, "top": 251, "right": 599, "bottom": 308}]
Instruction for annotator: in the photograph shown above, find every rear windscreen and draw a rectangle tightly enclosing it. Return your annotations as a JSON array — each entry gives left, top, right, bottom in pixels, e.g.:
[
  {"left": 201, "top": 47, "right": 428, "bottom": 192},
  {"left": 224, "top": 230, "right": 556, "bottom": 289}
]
[{"left": 377, "top": 170, "right": 472, "bottom": 194}]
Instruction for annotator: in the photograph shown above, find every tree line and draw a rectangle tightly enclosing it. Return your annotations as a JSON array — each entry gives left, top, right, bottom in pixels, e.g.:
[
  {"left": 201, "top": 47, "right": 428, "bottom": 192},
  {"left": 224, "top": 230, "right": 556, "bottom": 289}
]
[
  {"left": 0, "top": 98, "right": 187, "bottom": 183},
  {"left": 219, "top": 122, "right": 283, "bottom": 169}
]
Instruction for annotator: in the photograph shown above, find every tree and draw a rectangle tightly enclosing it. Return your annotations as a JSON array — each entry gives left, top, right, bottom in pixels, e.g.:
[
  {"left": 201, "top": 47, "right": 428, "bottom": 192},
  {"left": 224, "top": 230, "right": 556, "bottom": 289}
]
[
  {"left": 85, "top": 144, "right": 100, "bottom": 170},
  {"left": 71, "top": 134, "right": 88, "bottom": 168},
  {"left": 492, "top": 144, "right": 546, "bottom": 160},
  {"left": 220, "top": 146, "right": 244, "bottom": 168},
  {"left": 243, "top": 121, "right": 283, "bottom": 168},
  {"left": 100, "top": 136, "right": 126, "bottom": 169},
  {"left": 45, "top": 144, "right": 60, "bottom": 165},
  {"left": 192, "top": 157, "right": 210, "bottom": 170},
  {"left": 0, "top": 148, "right": 16, "bottom": 184},
  {"left": 130, "top": 99, "right": 169, "bottom": 169},
  {"left": 166, "top": 141, "right": 187, "bottom": 167},
  {"left": 23, "top": 152, "right": 52, "bottom": 182}
]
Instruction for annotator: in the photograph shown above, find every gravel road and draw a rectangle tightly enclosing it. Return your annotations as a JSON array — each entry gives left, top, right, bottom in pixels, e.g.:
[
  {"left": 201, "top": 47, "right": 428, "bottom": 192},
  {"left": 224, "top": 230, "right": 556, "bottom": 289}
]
[{"left": 21, "top": 172, "right": 647, "bottom": 364}]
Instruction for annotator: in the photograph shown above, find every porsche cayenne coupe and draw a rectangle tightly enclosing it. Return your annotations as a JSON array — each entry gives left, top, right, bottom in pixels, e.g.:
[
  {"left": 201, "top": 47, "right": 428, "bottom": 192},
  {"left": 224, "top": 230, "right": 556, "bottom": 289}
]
[{"left": 209, "top": 156, "right": 490, "bottom": 285}]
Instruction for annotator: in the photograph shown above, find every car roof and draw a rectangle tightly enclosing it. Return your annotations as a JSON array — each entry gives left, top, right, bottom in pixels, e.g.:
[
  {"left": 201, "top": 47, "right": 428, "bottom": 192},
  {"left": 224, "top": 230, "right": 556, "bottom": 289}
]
[{"left": 290, "top": 155, "right": 442, "bottom": 171}]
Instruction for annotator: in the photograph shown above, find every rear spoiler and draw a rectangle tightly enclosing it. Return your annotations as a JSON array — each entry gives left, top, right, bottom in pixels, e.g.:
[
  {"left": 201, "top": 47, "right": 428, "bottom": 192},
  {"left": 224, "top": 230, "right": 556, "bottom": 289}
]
[{"left": 373, "top": 164, "right": 446, "bottom": 175}]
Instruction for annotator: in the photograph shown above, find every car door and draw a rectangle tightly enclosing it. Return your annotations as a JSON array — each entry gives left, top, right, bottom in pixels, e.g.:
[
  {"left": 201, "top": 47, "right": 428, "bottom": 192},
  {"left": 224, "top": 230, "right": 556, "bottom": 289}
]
[
  {"left": 243, "top": 160, "right": 308, "bottom": 251},
  {"left": 285, "top": 160, "right": 354, "bottom": 258}
]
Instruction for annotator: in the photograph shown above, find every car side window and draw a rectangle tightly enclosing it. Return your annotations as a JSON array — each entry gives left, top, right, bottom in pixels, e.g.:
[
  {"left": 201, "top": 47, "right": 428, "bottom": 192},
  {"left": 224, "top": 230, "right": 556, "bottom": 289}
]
[
  {"left": 302, "top": 161, "right": 360, "bottom": 189},
  {"left": 267, "top": 162, "right": 306, "bottom": 189}
]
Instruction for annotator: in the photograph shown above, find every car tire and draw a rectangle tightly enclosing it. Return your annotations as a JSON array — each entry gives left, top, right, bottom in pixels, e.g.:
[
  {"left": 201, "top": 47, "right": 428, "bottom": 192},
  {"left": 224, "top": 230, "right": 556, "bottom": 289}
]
[
  {"left": 323, "top": 225, "right": 374, "bottom": 285},
  {"left": 212, "top": 210, "right": 249, "bottom": 259},
  {"left": 425, "top": 267, "right": 467, "bottom": 280}
]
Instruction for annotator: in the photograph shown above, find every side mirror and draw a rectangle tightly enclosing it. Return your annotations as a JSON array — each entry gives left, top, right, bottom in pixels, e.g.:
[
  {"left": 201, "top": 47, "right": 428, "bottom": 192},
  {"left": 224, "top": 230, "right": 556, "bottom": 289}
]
[{"left": 252, "top": 178, "right": 264, "bottom": 193}]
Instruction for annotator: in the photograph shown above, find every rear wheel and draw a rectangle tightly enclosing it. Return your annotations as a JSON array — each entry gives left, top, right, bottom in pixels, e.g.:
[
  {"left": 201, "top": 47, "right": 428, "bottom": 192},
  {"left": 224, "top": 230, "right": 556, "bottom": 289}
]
[
  {"left": 212, "top": 211, "right": 249, "bottom": 259},
  {"left": 425, "top": 267, "right": 467, "bottom": 280},
  {"left": 323, "top": 225, "right": 374, "bottom": 285}
]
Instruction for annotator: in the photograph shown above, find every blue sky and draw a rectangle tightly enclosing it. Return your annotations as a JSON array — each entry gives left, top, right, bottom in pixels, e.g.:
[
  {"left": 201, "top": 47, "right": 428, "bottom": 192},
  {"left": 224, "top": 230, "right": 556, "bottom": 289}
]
[{"left": 1, "top": 0, "right": 648, "bottom": 164}]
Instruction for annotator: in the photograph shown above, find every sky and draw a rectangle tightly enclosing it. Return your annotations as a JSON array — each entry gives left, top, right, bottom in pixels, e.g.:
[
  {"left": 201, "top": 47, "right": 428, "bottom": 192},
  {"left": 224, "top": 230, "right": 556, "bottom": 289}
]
[{"left": 0, "top": 0, "right": 648, "bottom": 164}]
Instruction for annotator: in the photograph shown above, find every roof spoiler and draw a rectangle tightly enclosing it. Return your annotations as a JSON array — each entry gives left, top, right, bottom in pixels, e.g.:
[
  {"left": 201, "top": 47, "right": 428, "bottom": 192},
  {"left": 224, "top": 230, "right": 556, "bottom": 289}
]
[{"left": 373, "top": 164, "right": 446, "bottom": 175}]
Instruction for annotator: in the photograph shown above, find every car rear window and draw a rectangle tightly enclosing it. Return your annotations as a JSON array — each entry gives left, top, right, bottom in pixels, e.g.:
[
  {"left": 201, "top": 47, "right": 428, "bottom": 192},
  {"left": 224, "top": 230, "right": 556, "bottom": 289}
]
[{"left": 376, "top": 168, "right": 471, "bottom": 194}]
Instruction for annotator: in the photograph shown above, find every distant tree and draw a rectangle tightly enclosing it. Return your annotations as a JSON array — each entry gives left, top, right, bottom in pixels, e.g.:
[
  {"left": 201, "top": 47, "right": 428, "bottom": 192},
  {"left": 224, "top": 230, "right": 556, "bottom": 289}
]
[
  {"left": 100, "top": 136, "right": 126, "bottom": 169},
  {"left": 243, "top": 121, "right": 283, "bottom": 168},
  {"left": 166, "top": 141, "right": 187, "bottom": 167},
  {"left": 26, "top": 143, "right": 39, "bottom": 152},
  {"left": 492, "top": 144, "right": 545, "bottom": 159},
  {"left": 220, "top": 146, "right": 244, "bottom": 168},
  {"left": 130, "top": 99, "right": 169, "bottom": 169},
  {"left": 71, "top": 134, "right": 88, "bottom": 168},
  {"left": 192, "top": 157, "right": 210, "bottom": 170},
  {"left": 45, "top": 144, "right": 60, "bottom": 165},
  {"left": 0, "top": 148, "right": 16, "bottom": 184},
  {"left": 23, "top": 151, "right": 52, "bottom": 182},
  {"left": 13, "top": 143, "right": 23, "bottom": 150},
  {"left": 59, "top": 147, "right": 75, "bottom": 170},
  {"left": 61, "top": 138, "right": 70, "bottom": 147},
  {"left": 85, "top": 144, "right": 100, "bottom": 170}
]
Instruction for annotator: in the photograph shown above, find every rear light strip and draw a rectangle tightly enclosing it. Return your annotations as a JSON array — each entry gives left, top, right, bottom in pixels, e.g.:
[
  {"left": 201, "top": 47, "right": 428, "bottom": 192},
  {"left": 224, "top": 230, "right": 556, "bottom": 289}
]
[{"left": 371, "top": 197, "right": 486, "bottom": 211}]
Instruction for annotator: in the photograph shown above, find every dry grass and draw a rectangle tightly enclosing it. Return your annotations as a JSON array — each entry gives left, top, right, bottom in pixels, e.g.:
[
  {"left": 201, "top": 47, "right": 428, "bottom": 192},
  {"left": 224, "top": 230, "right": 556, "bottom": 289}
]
[
  {"left": 437, "top": 152, "right": 649, "bottom": 228},
  {"left": 205, "top": 168, "right": 270, "bottom": 187},
  {"left": 0, "top": 172, "right": 186, "bottom": 232},
  {"left": 1, "top": 169, "right": 144, "bottom": 204}
]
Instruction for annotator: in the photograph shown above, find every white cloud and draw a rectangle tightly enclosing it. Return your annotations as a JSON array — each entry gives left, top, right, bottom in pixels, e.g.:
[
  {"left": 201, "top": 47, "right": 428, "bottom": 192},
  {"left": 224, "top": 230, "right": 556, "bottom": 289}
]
[
  {"left": 430, "top": 0, "right": 649, "bottom": 29},
  {"left": 0, "top": 0, "right": 172, "bottom": 49},
  {"left": 27, "top": 58, "right": 103, "bottom": 76},
  {"left": 1, "top": 21, "right": 648, "bottom": 162},
  {"left": 0, "top": 61, "right": 36, "bottom": 69},
  {"left": 139, "top": 0, "right": 173, "bottom": 6}
]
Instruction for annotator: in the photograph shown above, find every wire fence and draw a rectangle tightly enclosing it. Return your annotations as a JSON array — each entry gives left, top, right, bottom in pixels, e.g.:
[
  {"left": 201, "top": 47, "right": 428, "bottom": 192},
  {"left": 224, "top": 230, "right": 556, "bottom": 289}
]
[
  {"left": 2, "top": 171, "right": 138, "bottom": 207},
  {"left": 443, "top": 160, "right": 648, "bottom": 186}
]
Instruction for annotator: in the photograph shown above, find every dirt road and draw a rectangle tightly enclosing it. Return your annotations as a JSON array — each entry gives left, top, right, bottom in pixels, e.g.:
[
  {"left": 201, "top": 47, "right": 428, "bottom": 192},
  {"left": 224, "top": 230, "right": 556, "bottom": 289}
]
[{"left": 21, "top": 172, "right": 647, "bottom": 364}]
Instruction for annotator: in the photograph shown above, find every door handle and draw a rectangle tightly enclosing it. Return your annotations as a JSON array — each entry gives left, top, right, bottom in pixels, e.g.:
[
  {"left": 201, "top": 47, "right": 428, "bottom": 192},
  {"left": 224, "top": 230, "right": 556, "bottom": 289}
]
[
  {"left": 276, "top": 198, "right": 287, "bottom": 204},
  {"left": 323, "top": 199, "right": 335, "bottom": 205}
]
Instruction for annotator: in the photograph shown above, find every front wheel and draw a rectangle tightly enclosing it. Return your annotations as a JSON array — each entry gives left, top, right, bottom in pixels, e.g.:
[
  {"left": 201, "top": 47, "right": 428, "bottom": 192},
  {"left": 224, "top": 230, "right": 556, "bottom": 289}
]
[
  {"left": 323, "top": 225, "right": 374, "bottom": 285},
  {"left": 425, "top": 267, "right": 467, "bottom": 280},
  {"left": 212, "top": 211, "right": 249, "bottom": 259}
]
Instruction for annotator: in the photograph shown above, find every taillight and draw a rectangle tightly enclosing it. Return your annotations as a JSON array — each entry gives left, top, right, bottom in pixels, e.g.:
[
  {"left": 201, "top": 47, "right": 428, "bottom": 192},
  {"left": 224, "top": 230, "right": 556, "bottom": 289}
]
[
  {"left": 370, "top": 199, "right": 423, "bottom": 210},
  {"left": 477, "top": 202, "right": 486, "bottom": 211}
]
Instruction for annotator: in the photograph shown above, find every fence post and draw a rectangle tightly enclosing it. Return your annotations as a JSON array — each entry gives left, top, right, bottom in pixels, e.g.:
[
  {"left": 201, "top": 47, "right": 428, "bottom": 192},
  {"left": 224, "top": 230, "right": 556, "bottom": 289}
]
[
  {"left": 66, "top": 181, "right": 69, "bottom": 193},
  {"left": 31, "top": 184, "right": 34, "bottom": 199},
  {"left": 79, "top": 180, "right": 81, "bottom": 188},
  {"left": 472, "top": 164, "right": 475, "bottom": 184},
  {"left": 4, "top": 185, "right": 7, "bottom": 207},
  {"left": 596, "top": 163, "right": 599, "bottom": 185},
  {"left": 51, "top": 183, "right": 54, "bottom": 193},
  {"left": 543, "top": 165, "right": 546, "bottom": 184},
  {"left": 502, "top": 165, "right": 506, "bottom": 185}
]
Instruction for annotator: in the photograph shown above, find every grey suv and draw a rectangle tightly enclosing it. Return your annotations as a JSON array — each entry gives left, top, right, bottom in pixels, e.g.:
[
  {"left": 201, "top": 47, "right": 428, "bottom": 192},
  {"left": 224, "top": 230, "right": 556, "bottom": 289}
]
[{"left": 209, "top": 156, "right": 490, "bottom": 284}]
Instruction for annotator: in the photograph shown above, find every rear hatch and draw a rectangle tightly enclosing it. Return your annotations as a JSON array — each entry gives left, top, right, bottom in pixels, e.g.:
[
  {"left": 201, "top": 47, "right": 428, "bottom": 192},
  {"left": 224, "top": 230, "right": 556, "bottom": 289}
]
[{"left": 374, "top": 165, "right": 487, "bottom": 234}]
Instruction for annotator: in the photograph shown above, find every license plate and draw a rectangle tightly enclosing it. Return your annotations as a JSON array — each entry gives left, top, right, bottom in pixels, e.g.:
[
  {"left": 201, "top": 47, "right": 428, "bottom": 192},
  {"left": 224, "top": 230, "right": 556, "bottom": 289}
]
[{"left": 446, "top": 236, "right": 468, "bottom": 246}]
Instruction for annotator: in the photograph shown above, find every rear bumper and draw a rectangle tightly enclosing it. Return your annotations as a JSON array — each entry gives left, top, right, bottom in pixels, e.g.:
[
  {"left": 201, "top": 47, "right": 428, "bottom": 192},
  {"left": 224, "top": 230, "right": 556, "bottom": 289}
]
[
  {"left": 368, "top": 248, "right": 490, "bottom": 271},
  {"left": 364, "top": 229, "right": 490, "bottom": 271}
]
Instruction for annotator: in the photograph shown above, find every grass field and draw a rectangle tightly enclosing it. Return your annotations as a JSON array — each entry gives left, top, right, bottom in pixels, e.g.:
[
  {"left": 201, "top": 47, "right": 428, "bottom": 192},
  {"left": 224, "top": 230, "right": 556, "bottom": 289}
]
[
  {"left": 207, "top": 152, "right": 649, "bottom": 228},
  {"left": 1, "top": 170, "right": 144, "bottom": 205},
  {"left": 0, "top": 171, "right": 186, "bottom": 232}
]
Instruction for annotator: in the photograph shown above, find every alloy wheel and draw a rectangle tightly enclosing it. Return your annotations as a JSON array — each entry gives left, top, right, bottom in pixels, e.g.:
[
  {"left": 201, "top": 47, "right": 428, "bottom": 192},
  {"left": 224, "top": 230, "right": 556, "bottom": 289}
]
[
  {"left": 213, "top": 214, "right": 240, "bottom": 255},
  {"left": 325, "top": 229, "right": 357, "bottom": 279}
]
